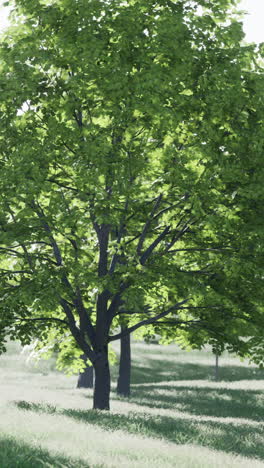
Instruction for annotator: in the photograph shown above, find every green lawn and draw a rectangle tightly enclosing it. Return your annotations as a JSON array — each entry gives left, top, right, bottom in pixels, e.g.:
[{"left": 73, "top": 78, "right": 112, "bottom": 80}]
[{"left": 0, "top": 341, "right": 264, "bottom": 467}]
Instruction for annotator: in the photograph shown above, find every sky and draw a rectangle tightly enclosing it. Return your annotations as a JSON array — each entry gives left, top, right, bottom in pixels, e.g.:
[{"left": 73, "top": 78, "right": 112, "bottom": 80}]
[{"left": 0, "top": 0, "right": 264, "bottom": 43}]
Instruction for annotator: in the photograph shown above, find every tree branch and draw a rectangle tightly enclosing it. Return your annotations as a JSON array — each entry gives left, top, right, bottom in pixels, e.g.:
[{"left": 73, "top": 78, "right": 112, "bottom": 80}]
[
  {"left": 96, "top": 223, "right": 110, "bottom": 277},
  {"left": 0, "top": 269, "right": 32, "bottom": 275},
  {"left": 108, "top": 298, "right": 189, "bottom": 342},
  {"left": 137, "top": 194, "right": 163, "bottom": 256},
  {"left": 61, "top": 140, "right": 77, "bottom": 155},
  {"left": 0, "top": 247, "right": 25, "bottom": 258},
  {"left": 74, "top": 287, "right": 96, "bottom": 349},
  {"left": 166, "top": 223, "right": 193, "bottom": 251},
  {"left": 152, "top": 196, "right": 189, "bottom": 222},
  {"left": 124, "top": 233, "right": 142, "bottom": 246},
  {"left": 109, "top": 200, "right": 130, "bottom": 275},
  {"left": 60, "top": 298, "right": 96, "bottom": 362},
  {"left": 6, "top": 205, "right": 35, "bottom": 270},
  {"left": 114, "top": 304, "right": 226, "bottom": 317},
  {"left": 107, "top": 280, "right": 131, "bottom": 325},
  {"left": 14, "top": 316, "right": 69, "bottom": 326},
  {"left": 31, "top": 201, "right": 63, "bottom": 266},
  {"left": 140, "top": 225, "right": 170, "bottom": 265},
  {"left": 175, "top": 266, "right": 212, "bottom": 275},
  {"left": 47, "top": 178, "right": 80, "bottom": 193},
  {"left": 150, "top": 319, "right": 203, "bottom": 326},
  {"left": 165, "top": 248, "right": 235, "bottom": 254}
]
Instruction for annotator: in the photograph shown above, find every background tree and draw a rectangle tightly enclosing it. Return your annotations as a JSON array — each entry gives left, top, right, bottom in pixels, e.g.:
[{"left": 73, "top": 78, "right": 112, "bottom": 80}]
[
  {"left": 116, "top": 324, "right": 131, "bottom": 397},
  {"left": 0, "top": 0, "right": 263, "bottom": 410},
  {"left": 76, "top": 355, "right": 94, "bottom": 389}
]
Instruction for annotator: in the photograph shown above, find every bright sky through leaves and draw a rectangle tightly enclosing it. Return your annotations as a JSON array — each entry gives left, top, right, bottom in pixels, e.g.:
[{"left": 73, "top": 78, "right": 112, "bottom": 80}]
[
  {"left": 0, "top": 0, "right": 264, "bottom": 43},
  {"left": 240, "top": 0, "right": 264, "bottom": 44}
]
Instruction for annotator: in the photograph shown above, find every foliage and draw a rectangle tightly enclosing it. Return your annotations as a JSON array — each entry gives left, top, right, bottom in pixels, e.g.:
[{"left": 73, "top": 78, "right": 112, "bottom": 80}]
[
  {"left": 0, "top": 0, "right": 263, "bottom": 407},
  {"left": 24, "top": 333, "right": 117, "bottom": 375}
]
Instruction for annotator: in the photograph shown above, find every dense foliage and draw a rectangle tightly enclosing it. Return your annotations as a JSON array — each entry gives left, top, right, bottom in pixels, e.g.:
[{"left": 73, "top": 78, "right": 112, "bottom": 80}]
[{"left": 0, "top": 0, "right": 263, "bottom": 408}]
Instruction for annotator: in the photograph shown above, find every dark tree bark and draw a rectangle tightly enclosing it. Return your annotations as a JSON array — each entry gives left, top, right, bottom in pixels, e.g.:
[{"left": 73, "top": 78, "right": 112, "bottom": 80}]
[
  {"left": 214, "top": 353, "right": 219, "bottom": 381},
  {"left": 93, "top": 346, "right": 111, "bottom": 410},
  {"left": 117, "top": 326, "right": 131, "bottom": 397},
  {"left": 77, "top": 355, "right": 94, "bottom": 389}
]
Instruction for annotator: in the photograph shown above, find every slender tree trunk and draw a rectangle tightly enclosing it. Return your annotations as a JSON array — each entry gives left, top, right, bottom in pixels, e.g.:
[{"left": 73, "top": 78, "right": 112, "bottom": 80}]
[
  {"left": 93, "top": 346, "right": 111, "bottom": 410},
  {"left": 117, "top": 326, "right": 131, "bottom": 397},
  {"left": 77, "top": 355, "right": 94, "bottom": 389},
  {"left": 214, "top": 353, "right": 219, "bottom": 381}
]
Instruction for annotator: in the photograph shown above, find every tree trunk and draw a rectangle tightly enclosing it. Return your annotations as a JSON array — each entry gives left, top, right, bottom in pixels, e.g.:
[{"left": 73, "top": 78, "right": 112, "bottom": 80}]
[
  {"left": 117, "top": 327, "right": 131, "bottom": 397},
  {"left": 93, "top": 347, "right": 111, "bottom": 410},
  {"left": 77, "top": 355, "right": 94, "bottom": 389},
  {"left": 214, "top": 353, "right": 219, "bottom": 381}
]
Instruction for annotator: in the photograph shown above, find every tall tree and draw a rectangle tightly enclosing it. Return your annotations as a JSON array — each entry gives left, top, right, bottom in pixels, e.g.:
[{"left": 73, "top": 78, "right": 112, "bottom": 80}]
[{"left": 0, "top": 0, "right": 263, "bottom": 409}]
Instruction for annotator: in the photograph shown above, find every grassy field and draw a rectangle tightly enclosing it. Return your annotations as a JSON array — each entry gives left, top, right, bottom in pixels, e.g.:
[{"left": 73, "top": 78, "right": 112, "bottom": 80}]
[{"left": 0, "top": 341, "right": 264, "bottom": 467}]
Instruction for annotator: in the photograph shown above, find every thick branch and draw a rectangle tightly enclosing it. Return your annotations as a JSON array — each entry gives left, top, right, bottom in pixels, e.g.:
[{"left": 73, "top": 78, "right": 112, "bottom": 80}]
[
  {"left": 107, "top": 280, "right": 131, "bottom": 326},
  {"left": 60, "top": 298, "right": 96, "bottom": 362},
  {"left": 96, "top": 289, "right": 110, "bottom": 345},
  {"left": 140, "top": 225, "right": 170, "bottom": 265},
  {"left": 74, "top": 287, "right": 96, "bottom": 348},
  {"left": 96, "top": 224, "right": 110, "bottom": 277},
  {"left": 108, "top": 298, "right": 189, "bottom": 342}
]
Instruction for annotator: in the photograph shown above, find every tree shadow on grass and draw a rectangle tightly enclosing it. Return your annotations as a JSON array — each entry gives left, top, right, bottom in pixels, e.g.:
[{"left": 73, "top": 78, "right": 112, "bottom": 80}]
[
  {"left": 125, "top": 385, "right": 264, "bottom": 422},
  {"left": 131, "top": 360, "right": 264, "bottom": 384},
  {"left": 0, "top": 434, "right": 92, "bottom": 468},
  {"left": 13, "top": 400, "right": 264, "bottom": 461}
]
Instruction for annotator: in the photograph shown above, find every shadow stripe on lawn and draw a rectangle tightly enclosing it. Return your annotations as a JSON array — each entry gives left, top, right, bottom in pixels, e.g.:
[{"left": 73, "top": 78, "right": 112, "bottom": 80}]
[
  {"left": 130, "top": 361, "right": 264, "bottom": 384},
  {"left": 0, "top": 434, "right": 93, "bottom": 468},
  {"left": 121, "top": 385, "right": 264, "bottom": 422},
  {"left": 13, "top": 400, "right": 264, "bottom": 461}
]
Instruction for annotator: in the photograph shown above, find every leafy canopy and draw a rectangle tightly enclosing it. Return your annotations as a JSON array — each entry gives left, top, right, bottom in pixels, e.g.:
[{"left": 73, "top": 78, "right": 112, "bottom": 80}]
[{"left": 0, "top": 0, "right": 263, "bottom": 368}]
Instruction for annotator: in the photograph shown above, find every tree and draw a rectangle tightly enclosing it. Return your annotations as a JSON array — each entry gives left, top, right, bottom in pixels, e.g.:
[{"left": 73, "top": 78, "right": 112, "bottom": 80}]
[
  {"left": 0, "top": 0, "right": 263, "bottom": 410},
  {"left": 76, "top": 355, "right": 94, "bottom": 389},
  {"left": 116, "top": 325, "right": 131, "bottom": 397}
]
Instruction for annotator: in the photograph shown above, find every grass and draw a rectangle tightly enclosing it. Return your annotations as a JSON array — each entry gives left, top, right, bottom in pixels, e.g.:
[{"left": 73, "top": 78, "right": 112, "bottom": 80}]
[{"left": 0, "top": 341, "right": 264, "bottom": 467}]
